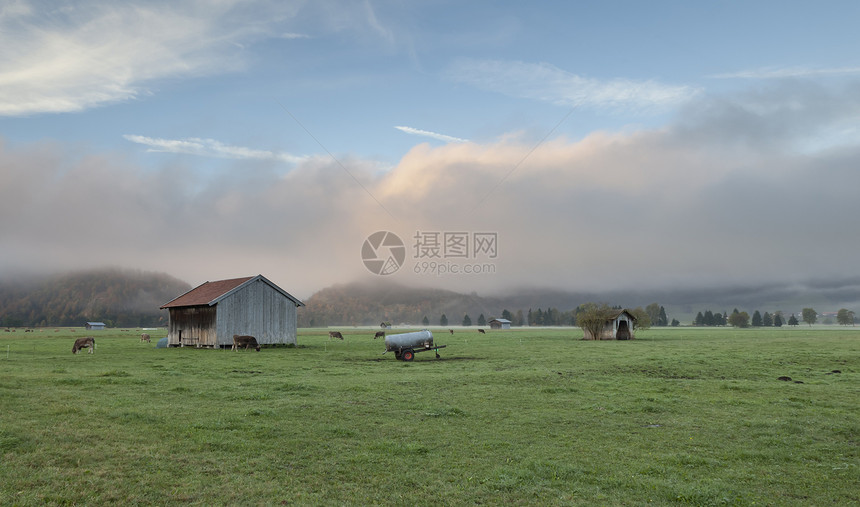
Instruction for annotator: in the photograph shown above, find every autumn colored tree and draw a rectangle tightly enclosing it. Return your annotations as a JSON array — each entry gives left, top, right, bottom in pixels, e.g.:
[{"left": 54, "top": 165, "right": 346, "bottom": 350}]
[
  {"left": 577, "top": 303, "right": 615, "bottom": 340},
  {"left": 728, "top": 311, "right": 750, "bottom": 328}
]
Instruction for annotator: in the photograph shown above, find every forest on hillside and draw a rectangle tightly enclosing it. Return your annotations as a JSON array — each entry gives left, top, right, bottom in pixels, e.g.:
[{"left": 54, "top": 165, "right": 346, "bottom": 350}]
[{"left": 0, "top": 269, "right": 190, "bottom": 328}]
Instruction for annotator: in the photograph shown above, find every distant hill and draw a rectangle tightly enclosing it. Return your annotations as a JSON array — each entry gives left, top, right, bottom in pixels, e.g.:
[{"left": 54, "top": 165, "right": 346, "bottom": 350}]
[
  {"left": 0, "top": 268, "right": 191, "bottom": 328},
  {"left": 298, "top": 281, "right": 603, "bottom": 327}
]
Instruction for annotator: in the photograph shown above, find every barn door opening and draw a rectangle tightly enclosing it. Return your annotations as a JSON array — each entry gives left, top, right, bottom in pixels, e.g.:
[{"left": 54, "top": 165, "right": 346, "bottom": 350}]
[{"left": 616, "top": 320, "right": 630, "bottom": 340}]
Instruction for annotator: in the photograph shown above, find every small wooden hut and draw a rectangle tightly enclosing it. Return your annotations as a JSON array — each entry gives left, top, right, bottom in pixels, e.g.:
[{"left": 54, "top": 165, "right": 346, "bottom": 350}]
[
  {"left": 488, "top": 318, "right": 511, "bottom": 330},
  {"left": 159, "top": 275, "right": 304, "bottom": 348},
  {"left": 582, "top": 310, "right": 637, "bottom": 340}
]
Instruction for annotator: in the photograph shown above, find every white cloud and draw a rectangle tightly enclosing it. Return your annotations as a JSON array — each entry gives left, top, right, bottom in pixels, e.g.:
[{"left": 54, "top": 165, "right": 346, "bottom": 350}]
[
  {"left": 123, "top": 134, "right": 307, "bottom": 164},
  {"left": 394, "top": 126, "right": 468, "bottom": 143},
  {"left": 447, "top": 59, "right": 698, "bottom": 111},
  {"left": 711, "top": 65, "right": 860, "bottom": 80},
  {"left": 280, "top": 32, "right": 310, "bottom": 39},
  {"left": 0, "top": 0, "right": 298, "bottom": 116}
]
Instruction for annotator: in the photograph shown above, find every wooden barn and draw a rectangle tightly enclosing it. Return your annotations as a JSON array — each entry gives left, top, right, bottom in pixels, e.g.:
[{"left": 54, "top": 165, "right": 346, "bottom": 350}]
[
  {"left": 85, "top": 322, "right": 106, "bottom": 330},
  {"left": 488, "top": 318, "right": 511, "bottom": 330},
  {"left": 159, "top": 275, "right": 304, "bottom": 348},
  {"left": 583, "top": 310, "right": 637, "bottom": 340}
]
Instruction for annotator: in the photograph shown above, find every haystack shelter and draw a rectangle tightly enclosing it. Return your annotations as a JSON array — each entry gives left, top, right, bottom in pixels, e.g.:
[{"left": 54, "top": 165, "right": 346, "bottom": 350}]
[
  {"left": 582, "top": 310, "right": 637, "bottom": 340},
  {"left": 160, "top": 275, "right": 304, "bottom": 348},
  {"left": 85, "top": 322, "right": 105, "bottom": 330},
  {"left": 488, "top": 318, "right": 511, "bottom": 330}
]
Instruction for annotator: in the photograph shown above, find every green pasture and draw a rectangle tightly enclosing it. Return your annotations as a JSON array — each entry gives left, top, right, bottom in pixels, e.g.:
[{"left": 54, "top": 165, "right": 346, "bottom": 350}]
[{"left": 1, "top": 326, "right": 857, "bottom": 505}]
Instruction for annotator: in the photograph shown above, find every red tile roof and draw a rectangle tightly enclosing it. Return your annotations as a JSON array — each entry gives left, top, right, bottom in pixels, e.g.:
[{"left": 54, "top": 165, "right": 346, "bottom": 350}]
[{"left": 160, "top": 276, "right": 254, "bottom": 308}]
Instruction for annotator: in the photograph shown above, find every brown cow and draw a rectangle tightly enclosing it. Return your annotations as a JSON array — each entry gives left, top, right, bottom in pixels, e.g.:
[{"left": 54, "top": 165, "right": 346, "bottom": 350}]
[
  {"left": 328, "top": 331, "right": 344, "bottom": 340},
  {"left": 232, "top": 334, "right": 260, "bottom": 351},
  {"left": 140, "top": 333, "right": 151, "bottom": 343},
  {"left": 72, "top": 337, "right": 95, "bottom": 354},
  {"left": 478, "top": 329, "right": 486, "bottom": 334},
  {"left": 374, "top": 331, "right": 385, "bottom": 339},
  {"left": 449, "top": 329, "right": 454, "bottom": 335}
]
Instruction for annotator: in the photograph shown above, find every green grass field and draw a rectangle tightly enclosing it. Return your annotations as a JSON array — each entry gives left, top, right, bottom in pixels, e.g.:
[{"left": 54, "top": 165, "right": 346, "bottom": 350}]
[{"left": 1, "top": 327, "right": 857, "bottom": 505}]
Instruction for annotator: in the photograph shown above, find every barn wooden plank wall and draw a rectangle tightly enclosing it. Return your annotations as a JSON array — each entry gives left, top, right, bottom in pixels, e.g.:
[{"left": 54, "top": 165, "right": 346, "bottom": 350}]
[{"left": 166, "top": 306, "right": 216, "bottom": 347}]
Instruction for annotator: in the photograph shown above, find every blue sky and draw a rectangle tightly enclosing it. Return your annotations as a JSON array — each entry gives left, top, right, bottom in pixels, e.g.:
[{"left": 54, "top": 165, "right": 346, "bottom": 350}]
[{"left": 2, "top": 0, "right": 860, "bottom": 300}]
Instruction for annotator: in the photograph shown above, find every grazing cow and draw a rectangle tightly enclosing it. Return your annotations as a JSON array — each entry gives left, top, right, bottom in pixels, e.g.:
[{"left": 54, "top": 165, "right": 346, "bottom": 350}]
[
  {"left": 478, "top": 329, "right": 486, "bottom": 334},
  {"left": 449, "top": 329, "right": 454, "bottom": 335},
  {"left": 374, "top": 331, "right": 385, "bottom": 339},
  {"left": 328, "top": 331, "right": 344, "bottom": 340},
  {"left": 140, "top": 333, "right": 151, "bottom": 343},
  {"left": 72, "top": 337, "right": 95, "bottom": 354},
  {"left": 232, "top": 334, "right": 261, "bottom": 351}
]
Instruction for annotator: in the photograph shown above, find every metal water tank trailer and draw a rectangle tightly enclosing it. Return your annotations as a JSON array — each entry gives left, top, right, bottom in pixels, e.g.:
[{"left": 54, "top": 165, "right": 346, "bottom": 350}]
[{"left": 384, "top": 330, "right": 446, "bottom": 361}]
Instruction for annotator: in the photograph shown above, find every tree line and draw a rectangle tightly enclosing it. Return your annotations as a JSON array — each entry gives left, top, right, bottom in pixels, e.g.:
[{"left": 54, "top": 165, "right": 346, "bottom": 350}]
[
  {"left": 422, "top": 302, "right": 675, "bottom": 329},
  {"left": 692, "top": 307, "right": 856, "bottom": 328}
]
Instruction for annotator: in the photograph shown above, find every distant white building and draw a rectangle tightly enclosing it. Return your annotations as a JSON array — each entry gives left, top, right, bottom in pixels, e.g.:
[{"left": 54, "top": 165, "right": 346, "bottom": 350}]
[{"left": 488, "top": 318, "right": 512, "bottom": 330}]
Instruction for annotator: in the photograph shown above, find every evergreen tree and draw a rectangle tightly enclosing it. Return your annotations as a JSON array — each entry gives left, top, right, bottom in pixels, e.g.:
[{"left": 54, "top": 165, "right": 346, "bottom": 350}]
[
  {"left": 695, "top": 311, "right": 705, "bottom": 326},
  {"left": 462, "top": 314, "right": 472, "bottom": 326},
  {"left": 477, "top": 314, "right": 486, "bottom": 326},
  {"left": 440, "top": 314, "right": 448, "bottom": 326},
  {"left": 752, "top": 310, "right": 763, "bottom": 327},
  {"left": 773, "top": 313, "right": 783, "bottom": 327},
  {"left": 422, "top": 315, "right": 429, "bottom": 326},
  {"left": 788, "top": 314, "right": 799, "bottom": 326},
  {"left": 671, "top": 318, "right": 680, "bottom": 327},
  {"left": 535, "top": 308, "right": 544, "bottom": 326},
  {"left": 527, "top": 308, "right": 533, "bottom": 326},
  {"left": 704, "top": 310, "right": 714, "bottom": 326},
  {"left": 762, "top": 312, "right": 773, "bottom": 327},
  {"left": 501, "top": 309, "right": 513, "bottom": 321},
  {"left": 658, "top": 306, "right": 669, "bottom": 326}
]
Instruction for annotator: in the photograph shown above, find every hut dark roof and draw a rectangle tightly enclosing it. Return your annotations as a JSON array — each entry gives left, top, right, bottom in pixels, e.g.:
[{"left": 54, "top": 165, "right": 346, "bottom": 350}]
[
  {"left": 607, "top": 310, "right": 637, "bottom": 321},
  {"left": 160, "top": 275, "right": 304, "bottom": 309}
]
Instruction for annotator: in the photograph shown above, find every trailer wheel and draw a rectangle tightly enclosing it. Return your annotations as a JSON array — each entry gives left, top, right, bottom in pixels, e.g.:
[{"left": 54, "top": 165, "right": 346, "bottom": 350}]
[{"left": 402, "top": 348, "right": 414, "bottom": 361}]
